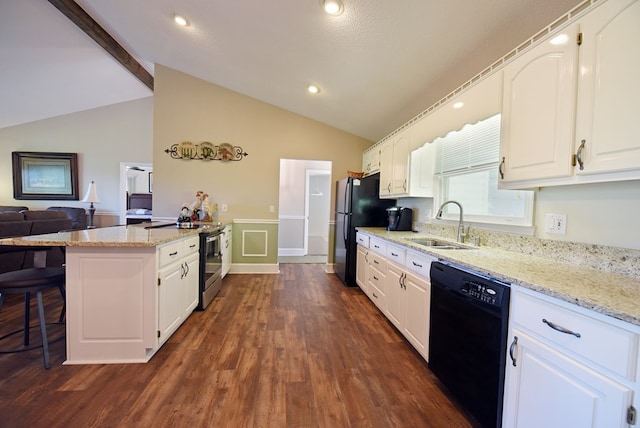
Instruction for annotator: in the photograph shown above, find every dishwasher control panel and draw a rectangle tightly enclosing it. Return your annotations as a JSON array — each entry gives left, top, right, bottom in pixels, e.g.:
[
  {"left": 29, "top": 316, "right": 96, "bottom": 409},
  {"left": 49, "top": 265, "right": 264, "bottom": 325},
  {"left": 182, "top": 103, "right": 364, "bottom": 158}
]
[{"left": 460, "top": 279, "right": 505, "bottom": 307}]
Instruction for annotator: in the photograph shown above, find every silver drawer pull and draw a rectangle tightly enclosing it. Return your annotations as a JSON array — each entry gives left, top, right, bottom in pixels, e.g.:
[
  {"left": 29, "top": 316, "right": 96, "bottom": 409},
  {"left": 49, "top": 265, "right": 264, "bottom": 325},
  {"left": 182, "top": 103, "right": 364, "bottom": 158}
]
[
  {"left": 412, "top": 261, "right": 423, "bottom": 268},
  {"left": 542, "top": 319, "right": 581, "bottom": 338}
]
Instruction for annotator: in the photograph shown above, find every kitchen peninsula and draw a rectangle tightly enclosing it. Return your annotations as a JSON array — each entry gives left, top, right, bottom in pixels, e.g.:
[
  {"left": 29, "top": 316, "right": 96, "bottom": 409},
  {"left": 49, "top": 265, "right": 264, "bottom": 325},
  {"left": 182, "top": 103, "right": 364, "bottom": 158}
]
[{"left": 0, "top": 225, "right": 201, "bottom": 364}]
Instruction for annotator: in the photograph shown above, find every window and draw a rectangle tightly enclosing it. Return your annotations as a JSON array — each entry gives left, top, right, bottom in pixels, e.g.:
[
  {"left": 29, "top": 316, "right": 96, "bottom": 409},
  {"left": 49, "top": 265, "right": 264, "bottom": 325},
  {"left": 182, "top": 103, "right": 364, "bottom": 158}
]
[{"left": 434, "top": 114, "right": 534, "bottom": 227}]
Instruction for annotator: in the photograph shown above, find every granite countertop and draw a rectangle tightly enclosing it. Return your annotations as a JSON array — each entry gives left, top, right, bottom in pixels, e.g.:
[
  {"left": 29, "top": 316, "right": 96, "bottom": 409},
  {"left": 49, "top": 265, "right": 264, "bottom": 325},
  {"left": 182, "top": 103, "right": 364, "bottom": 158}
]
[
  {"left": 357, "top": 227, "right": 640, "bottom": 328},
  {"left": 0, "top": 224, "right": 202, "bottom": 248}
]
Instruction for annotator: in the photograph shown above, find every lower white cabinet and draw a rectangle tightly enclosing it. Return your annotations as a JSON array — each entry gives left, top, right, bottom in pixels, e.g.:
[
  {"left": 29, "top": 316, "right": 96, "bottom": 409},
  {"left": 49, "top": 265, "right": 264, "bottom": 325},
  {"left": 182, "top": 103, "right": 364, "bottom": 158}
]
[
  {"left": 65, "top": 234, "right": 200, "bottom": 364},
  {"left": 357, "top": 232, "right": 434, "bottom": 362},
  {"left": 367, "top": 251, "right": 387, "bottom": 311},
  {"left": 157, "top": 236, "right": 200, "bottom": 345},
  {"left": 222, "top": 224, "right": 232, "bottom": 278},
  {"left": 387, "top": 260, "right": 431, "bottom": 360},
  {"left": 356, "top": 244, "right": 369, "bottom": 293},
  {"left": 503, "top": 286, "right": 638, "bottom": 427}
]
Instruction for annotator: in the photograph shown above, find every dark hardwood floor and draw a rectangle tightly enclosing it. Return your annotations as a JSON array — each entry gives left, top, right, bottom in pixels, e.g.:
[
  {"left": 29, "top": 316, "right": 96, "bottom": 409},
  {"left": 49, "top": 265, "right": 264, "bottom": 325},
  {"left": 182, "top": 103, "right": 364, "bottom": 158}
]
[{"left": 0, "top": 264, "right": 476, "bottom": 427}]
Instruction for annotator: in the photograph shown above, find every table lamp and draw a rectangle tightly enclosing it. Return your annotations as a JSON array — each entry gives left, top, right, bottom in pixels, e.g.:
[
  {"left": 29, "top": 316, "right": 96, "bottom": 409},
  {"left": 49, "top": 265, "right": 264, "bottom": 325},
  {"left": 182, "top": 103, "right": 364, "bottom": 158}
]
[{"left": 82, "top": 180, "right": 100, "bottom": 228}]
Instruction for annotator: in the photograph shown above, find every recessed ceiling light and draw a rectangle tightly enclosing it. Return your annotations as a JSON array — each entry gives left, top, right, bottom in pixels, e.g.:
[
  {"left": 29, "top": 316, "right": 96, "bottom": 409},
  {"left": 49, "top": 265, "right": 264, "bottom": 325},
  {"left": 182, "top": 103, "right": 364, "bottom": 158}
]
[
  {"left": 174, "top": 14, "right": 189, "bottom": 26},
  {"left": 308, "top": 85, "right": 320, "bottom": 94},
  {"left": 323, "top": 0, "right": 344, "bottom": 15},
  {"left": 453, "top": 102, "right": 464, "bottom": 109}
]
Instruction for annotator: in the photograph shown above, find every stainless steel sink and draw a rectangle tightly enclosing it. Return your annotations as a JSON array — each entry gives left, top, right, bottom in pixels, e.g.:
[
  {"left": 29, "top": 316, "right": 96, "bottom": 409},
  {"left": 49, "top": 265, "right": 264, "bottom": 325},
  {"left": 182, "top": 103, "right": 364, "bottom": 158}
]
[{"left": 407, "top": 238, "right": 474, "bottom": 250}]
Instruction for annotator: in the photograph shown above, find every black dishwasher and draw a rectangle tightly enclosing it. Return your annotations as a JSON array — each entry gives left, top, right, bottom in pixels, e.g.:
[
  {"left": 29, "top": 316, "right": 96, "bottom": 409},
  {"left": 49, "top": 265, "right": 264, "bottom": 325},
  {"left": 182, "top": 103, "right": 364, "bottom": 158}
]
[{"left": 428, "top": 261, "right": 510, "bottom": 428}]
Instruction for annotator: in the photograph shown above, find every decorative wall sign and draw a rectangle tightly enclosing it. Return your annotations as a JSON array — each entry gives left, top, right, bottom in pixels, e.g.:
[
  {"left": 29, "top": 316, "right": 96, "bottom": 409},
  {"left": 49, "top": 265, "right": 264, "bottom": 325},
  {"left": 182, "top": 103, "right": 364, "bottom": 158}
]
[{"left": 165, "top": 141, "right": 248, "bottom": 161}]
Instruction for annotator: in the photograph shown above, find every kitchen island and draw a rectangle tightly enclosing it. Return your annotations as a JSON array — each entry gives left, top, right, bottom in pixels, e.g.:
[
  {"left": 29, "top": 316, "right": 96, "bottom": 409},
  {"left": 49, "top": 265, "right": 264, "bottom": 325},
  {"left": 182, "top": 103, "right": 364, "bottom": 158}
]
[{"left": 0, "top": 225, "right": 201, "bottom": 364}]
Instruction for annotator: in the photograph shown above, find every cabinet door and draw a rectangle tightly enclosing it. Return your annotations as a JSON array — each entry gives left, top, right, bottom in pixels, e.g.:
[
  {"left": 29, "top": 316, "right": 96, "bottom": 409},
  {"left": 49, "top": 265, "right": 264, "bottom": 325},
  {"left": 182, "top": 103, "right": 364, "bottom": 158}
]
[
  {"left": 500, "top": 25, "right": 578, "bottom": 184},
  {"left": 183, "top": 252, "right": 199, "bottom": 316},
  {"left": 503, "top": 330, "right": 633, "bottom": 428},
  {"left": 356, "top": 245, "right": 369, "bottom": 292},
  {"left": 391, "top": 132, "right": 411, "bottom": 194},
  {"left": 222, "top": 227, "right": 232, "bottom": 278},
  {"left": 403, "top": 271, "right": 430, "bottom": 360},
  {"left": 378, "top": 141, "right": 393, "bottom": 197},
  {"left": 158, "top": 263, "right": 184, "bottom": 343},
  {"left": 385, "top": 263, "right": 405, "bottom": 330},
  {"left": 575, "top": 0, "right": 640, "bottom": 176}
]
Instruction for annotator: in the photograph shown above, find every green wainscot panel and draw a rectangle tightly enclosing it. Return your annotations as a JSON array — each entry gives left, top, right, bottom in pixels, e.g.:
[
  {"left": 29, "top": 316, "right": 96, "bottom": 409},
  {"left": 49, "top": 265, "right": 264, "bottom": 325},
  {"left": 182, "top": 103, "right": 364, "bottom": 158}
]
[{"left": 231, "top": 222, "right": 279, "bottom": 265}]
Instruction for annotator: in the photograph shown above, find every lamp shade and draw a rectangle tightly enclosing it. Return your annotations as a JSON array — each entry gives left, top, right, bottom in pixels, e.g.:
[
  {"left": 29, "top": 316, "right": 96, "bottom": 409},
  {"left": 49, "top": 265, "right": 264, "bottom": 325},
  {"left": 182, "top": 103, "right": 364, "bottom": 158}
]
[{"left": 82, "top": 181, "right": 100, "bottom": 204}]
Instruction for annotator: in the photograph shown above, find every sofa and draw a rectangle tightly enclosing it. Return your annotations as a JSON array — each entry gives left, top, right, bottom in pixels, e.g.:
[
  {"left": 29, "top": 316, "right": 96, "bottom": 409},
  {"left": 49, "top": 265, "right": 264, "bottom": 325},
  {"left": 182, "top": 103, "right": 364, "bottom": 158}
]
[{"left": 0, "top": 207, "right": 86, "bottom": 274}]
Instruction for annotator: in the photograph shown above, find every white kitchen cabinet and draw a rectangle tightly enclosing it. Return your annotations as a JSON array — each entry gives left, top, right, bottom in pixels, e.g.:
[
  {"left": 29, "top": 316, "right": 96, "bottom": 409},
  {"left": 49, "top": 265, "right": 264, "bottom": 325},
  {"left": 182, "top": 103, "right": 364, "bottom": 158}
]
[
  {"left": 367, "top": 251, "right": 387, "bottom": 311},
  {"left": 378, "top": 127, "right": 436, "bottom": 199},
  {"left": 385, "top": 254, "right": 432, "bottom": 361},
  {"left": 64, "top": 233, "right": 200, "bottom": 364},
  {"left": 362, "top": 145, "right": 381, "bottom": 176},
  {"left": 356, "top": 244, "right": 369, "bottom": 293},
  {"left": 500, "top": 0, "right": 640, "bottom": 188},
  {"left": 499, "top": 23, "right": 578, "bottom": 185},
  {"left": 222, "top": 224, "right": 232, "bottom": 278},
  {"left": 157, "top": 236, "right": 200, "bottom": 345},
  {"left": 503, "top": 286, "right": 638, "bottom": 427},
  {"left": 391, "top": 131, "right": 411, "bottom": 194},
  {"left": 378, "top": 140, "right": 394, "bottom": 197},
  {"left": 574, "top": 0, "right": 640, "bottom": 177}
]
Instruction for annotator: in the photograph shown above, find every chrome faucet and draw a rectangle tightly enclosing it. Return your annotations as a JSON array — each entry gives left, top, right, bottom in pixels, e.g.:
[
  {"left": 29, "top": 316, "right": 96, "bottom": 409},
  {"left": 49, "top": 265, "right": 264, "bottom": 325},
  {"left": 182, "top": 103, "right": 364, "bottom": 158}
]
[{"left": 436, "top": 200, "right": 466, "bottom": 243}]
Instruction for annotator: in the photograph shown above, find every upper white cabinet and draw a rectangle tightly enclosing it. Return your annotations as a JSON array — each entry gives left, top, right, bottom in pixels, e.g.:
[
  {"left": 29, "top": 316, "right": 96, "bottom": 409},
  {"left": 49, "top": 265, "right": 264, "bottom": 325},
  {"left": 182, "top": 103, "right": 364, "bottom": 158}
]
[
  {"left": 500, "top": 0, "right": 640, "bottom": 188},
  {"left": 378, "top": 127, "right": 436, "bottom": 199},
  {"left": 500, "top": 24, "right": 578, "bottom": 184},
  {"left": 574, "top": 0, "right": 640, "bottom": 177},
  {"left": 362, "top": 145, "right": 381, "bottom": 176}
]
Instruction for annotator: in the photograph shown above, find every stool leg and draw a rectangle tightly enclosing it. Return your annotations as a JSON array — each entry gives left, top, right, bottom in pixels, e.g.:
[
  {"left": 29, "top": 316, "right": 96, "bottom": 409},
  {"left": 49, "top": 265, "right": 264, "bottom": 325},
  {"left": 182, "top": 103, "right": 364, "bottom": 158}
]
[
  {"left": 36, "top": 290, "right": 50, "bottom": 369},
  {"left": 23, "top": 291, "right": 31, "bottom": 346},
  {"left": 58, "top": 284, "right": 66, "bottom": 323}
]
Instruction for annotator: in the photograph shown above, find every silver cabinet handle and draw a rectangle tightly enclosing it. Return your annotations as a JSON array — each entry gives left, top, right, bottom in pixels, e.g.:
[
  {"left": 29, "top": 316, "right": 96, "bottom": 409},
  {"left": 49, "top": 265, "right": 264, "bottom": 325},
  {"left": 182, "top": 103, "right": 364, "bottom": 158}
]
[
  {"left": 509, "top": 336, "right": 518, "bottom": 367},
  {"left": 542, "top": 319, "right": 581, "bottom": 338},
  {"left": 575, "top": 139, "right": 586, "bottom": 170}
]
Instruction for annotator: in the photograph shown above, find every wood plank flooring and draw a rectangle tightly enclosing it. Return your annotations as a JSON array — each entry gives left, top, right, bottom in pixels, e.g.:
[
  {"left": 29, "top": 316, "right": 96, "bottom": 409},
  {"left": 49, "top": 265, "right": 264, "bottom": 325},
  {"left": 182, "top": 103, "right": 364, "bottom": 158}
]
[{"left": 0, "top": 264, "right": 476, "bottom": 427}]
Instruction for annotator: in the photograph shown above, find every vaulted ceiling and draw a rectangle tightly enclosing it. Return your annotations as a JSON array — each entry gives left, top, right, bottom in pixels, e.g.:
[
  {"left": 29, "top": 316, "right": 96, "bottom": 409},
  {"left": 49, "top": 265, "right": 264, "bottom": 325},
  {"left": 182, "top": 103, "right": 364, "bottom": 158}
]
[{"left": 1, "top": 0, "right": 583, "bottom": 141}]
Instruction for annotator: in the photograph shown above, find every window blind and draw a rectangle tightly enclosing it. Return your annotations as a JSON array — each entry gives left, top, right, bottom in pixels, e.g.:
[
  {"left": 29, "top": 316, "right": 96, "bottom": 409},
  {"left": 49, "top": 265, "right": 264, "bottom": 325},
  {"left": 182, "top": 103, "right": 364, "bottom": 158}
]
[{"left": 434, "top": 114, "right": 501, "bottom": 174}]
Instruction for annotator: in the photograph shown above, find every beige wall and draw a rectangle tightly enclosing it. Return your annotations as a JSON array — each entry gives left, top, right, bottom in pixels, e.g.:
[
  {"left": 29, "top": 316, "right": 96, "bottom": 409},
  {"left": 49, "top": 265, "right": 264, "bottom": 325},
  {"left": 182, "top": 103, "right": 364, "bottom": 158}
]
[
  {"left": 0, "top": 98, "right": 153, "bottom": 226},
  {"left": 152, "top": 65, "right": 372, "bottom": 221}
]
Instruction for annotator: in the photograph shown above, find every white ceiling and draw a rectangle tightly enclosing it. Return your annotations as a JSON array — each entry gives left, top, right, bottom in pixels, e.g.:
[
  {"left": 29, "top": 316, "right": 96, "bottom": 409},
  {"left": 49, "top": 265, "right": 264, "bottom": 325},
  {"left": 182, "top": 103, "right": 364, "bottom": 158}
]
[{"left": 1, "top": 0, "right": 583, "bottom": 141}]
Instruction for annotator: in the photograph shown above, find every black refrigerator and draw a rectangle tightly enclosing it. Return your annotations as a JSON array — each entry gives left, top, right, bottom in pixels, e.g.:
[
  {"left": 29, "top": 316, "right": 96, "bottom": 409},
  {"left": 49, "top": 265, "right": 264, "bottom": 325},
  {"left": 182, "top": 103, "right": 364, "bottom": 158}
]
[{"left": 334, "top": 173, "right": 396, "bottom": 286}]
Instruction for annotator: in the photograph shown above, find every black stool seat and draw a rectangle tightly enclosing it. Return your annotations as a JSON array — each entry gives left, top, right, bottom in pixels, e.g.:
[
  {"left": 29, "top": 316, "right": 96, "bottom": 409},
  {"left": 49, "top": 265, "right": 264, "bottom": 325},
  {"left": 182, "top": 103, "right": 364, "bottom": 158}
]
[{"left": 0, "top": 267, "right": 66, "bottom": 368}]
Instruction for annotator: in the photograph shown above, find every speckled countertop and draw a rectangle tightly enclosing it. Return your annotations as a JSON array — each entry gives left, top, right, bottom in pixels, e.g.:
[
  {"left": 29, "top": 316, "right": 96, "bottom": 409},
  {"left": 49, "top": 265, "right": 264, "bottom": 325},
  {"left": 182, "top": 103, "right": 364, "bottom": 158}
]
[
  {"left": 0, "top": 223, "right": 204, "bottom": 248},
  {"left": 357, "top": 227, "right": 640, "bottom": 328}
]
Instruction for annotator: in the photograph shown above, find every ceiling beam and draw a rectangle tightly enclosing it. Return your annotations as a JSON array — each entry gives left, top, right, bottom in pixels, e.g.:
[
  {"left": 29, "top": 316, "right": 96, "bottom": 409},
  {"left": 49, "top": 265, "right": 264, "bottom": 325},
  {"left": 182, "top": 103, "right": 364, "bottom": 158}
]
[{"left": 48, "top": 0, "right": 154, "bottom": 91}]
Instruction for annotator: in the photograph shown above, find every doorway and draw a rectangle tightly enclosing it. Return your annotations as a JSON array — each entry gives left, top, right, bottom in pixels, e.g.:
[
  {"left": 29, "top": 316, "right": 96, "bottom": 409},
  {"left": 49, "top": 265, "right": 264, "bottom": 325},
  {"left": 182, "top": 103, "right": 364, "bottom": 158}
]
[
  {"left": 119, "top": 162, "right": 152, "bottom": 224},
  {"left": 278, "top": 159, "right": 332, "bottom": 263}
]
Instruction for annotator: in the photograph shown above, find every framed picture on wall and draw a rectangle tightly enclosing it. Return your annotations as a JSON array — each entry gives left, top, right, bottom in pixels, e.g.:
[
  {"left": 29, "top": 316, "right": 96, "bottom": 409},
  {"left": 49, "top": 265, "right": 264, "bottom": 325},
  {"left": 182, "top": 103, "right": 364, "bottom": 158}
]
[{"left": 12, "top": 151, "right": 79, "bottom": 200}]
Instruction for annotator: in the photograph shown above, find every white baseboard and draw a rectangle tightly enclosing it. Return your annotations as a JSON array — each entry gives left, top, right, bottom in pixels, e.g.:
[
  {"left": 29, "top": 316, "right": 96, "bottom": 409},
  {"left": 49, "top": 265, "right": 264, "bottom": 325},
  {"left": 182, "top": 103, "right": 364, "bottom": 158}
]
[
  {"left": 228, "top": 263, "right": 280, "bottom": 274},
  {"left": 325, "top": 263, "right": 335, "bottom": 274}
]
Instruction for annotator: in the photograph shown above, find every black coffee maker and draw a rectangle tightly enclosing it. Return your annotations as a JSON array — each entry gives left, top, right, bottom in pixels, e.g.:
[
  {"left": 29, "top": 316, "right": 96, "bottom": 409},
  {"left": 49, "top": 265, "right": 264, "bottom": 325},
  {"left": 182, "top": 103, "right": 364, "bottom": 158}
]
[{"left": 386, "top": 207, "right": 413, "bottom": 231}]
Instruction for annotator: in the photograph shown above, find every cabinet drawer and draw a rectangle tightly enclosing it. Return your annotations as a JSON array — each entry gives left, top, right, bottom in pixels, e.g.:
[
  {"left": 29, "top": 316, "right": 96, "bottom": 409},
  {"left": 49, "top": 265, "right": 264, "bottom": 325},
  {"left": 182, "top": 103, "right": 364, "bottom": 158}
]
[
  {"left": 158, "top": 240, "right": 184, "bottom": 268},
  {"left": 369, "top": 252, "right": 387, "bottom": 272},
  {"left": 405, "top": 250, "right": 436, "bottom": 279},
  {"left": 512, "top": 290, "right": 638, "bottom": 380},
  {"left": 386, "top": 244, "right": 406, "bottom": 265},
  {"left": 356, "top": 232, "right": 370, "bottom": 248},
  {"left": 369, "top": 237, "right": 386, "bottom": 255},
  {"left": 182, "top": 236, "right": 200, "bottom": 256}
]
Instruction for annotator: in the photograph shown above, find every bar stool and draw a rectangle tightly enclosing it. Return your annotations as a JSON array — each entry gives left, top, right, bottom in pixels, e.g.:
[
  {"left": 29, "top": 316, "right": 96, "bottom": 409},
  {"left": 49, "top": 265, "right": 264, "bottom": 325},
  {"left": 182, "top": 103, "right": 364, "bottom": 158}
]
[{"left": 0, "top": 267, "right": 66, "bottom": 369}]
